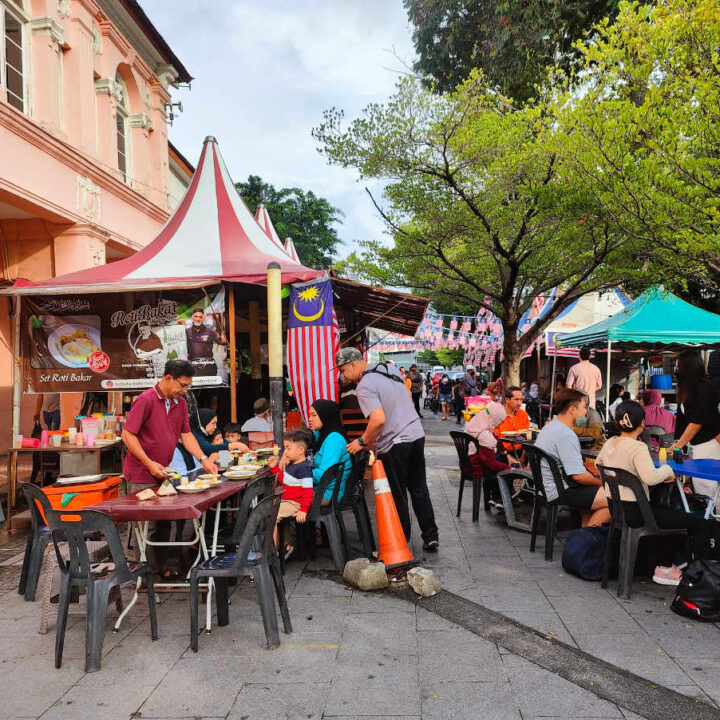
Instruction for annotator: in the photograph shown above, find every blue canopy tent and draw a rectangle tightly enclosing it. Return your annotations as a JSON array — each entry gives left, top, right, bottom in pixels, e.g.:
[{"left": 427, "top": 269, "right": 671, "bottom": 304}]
[{"left": 557, "top": 288, "right": 720, "bottom": 417}]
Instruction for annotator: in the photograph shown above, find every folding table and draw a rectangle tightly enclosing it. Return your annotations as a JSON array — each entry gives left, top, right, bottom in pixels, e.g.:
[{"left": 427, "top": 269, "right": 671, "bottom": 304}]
[{"left": 90, "top": 476, "right": 253, "bottom": 632}]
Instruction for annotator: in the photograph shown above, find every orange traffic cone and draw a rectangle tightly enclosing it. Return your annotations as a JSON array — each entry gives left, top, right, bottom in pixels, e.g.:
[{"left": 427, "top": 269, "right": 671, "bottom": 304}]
[{"left": 372, "top": 458, "right": 415, "bottom": 571}]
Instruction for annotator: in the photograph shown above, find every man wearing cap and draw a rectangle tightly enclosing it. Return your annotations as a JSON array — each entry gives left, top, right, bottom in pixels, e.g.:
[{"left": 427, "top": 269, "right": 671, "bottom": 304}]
[
  {"left": 186, "top": 308, "right": 226, "bottom": 377},
  {"left": 241, "top": 397, "right": 272, "bottom": 433},
  {"left": 336, "top": 347, "right": 439, "bottom": 552}
]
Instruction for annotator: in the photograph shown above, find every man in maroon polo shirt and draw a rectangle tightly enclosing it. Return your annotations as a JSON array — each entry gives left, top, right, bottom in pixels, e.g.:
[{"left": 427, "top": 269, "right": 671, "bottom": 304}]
[{"left": 122, "top": 359, "right": 217, "bottom": 572}]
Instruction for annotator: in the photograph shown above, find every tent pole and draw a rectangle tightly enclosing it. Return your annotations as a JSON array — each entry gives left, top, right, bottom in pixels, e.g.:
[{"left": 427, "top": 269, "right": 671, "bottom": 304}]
[
  {"left": 549, "top": 350, "right": 557, "bottom": 407},
  {"left": 249, "top": 300, "right": 261, "bottom": 380},
  {"left": 228, "top": 285, "right": 237, "bottom": 423},
  {"left": 9, "top": 295, "right": 21, "bottom": 528},
  {"left": 605, "top": 340, "right": 612, "bottom": 421},
  {"left": 266, "top": 263, "right": 283, "bottom": 447}
]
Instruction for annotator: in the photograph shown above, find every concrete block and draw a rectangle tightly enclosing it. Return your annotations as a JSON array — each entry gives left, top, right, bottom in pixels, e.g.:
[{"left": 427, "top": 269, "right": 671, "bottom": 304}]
[
  {"left": 407, "top": 567, "right": 441, "bottom": 597},
  {"left": 343, "top": 558, "right": 389, "bottom": 591}
]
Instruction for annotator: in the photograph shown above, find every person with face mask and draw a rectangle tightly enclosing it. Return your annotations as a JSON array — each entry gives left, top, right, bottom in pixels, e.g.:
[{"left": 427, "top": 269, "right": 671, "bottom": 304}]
[
  {"left": 186, "top": 308, "right": 226, "bottom": 376},
  {"left": 571, "top": 390, "right": 606, "bottom": 451}
]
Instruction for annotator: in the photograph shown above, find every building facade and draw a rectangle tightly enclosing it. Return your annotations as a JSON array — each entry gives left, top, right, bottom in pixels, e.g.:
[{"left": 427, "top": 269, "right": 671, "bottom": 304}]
[{"left": 0, "top": 0, "right": 191, "bottom": 443}]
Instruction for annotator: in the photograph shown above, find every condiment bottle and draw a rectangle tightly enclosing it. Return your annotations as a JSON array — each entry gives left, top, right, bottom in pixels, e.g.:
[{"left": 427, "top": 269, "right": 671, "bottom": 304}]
[{"left": 658, "top": 447, "right": 667, "bottom": 463}]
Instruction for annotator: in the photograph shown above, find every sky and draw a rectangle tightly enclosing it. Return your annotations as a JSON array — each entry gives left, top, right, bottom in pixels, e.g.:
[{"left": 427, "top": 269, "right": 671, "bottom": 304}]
[{"left": 145, "top": 0, "right": 417, "bottom": 260}]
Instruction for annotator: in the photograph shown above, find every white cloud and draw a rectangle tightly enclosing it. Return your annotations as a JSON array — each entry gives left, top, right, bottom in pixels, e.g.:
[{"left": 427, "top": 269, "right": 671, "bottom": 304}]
[{"left": 148, "top": 0, "right": 416, "bottom": 259}]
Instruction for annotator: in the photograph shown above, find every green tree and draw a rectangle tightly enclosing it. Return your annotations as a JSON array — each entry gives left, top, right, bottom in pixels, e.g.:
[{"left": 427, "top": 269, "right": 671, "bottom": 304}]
[
  {"left": 435, "top": 348, "right": 465, "bottom": 368},
  {"left": 416, "top": 349, "right": 440, "bottom": 366},
  {"left": 314, "top": 74, "right": 655, "bottom": 385},
  {"left": 404, "top": 0, "right": 619, "bottom": 104},
  {"left": 551, "top": 0, "right": 720, "bottom": 287},
  {"left": 236, "top": 175, "right": 344, "bottom": 269}
]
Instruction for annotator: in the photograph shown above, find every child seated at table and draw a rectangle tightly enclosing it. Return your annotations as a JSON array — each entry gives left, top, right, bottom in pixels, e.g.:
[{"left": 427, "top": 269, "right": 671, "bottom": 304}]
[
  {"left": 223, "top": 423, "right": 243, "bottom": 444},
  {"left": 268, "top": 429, "right": 314, "bottom": 551},
  {"left": 465, "top": 401, "right": 511, "bottom": 510}
]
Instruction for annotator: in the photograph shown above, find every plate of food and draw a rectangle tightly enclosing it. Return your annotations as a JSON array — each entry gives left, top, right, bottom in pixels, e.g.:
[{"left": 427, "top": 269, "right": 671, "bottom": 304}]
[
  {"left": 255, "top": 447, "right": 275, "bottom": 456},
  {"left": 224, "top": 468, "right": 257, "bottom": 480},
  {"left": 198, "top": 474, "right": 220, "bottom": 481},
  {"left": 48, "top": 324, "right": 102, "bottom": 368},
  {"left": 177, "top": 484, "right": 206, "bottom": 494},
  {"left": 500, "top": 430, "right": 524, "bottom": 437}
]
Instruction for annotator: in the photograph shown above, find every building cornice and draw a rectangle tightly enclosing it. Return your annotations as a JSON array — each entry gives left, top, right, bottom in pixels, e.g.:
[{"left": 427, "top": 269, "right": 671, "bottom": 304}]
[
  {"left": 0, "top": 101, "right": 170, "bottom": 225},
  {"left": 30, "top": 17, "right": 68, "bottom": 48}
]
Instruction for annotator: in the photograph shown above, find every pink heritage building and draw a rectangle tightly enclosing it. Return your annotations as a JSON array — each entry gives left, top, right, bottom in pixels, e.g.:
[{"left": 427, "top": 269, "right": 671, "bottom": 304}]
[{"left": 0, "top": 0, "right": 192, "bottom": 446}]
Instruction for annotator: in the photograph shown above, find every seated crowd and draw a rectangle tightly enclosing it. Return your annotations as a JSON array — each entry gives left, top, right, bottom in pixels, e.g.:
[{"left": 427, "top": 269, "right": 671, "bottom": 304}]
[{"left": 461, "top": 349, "right": 720, "bottom": 588}]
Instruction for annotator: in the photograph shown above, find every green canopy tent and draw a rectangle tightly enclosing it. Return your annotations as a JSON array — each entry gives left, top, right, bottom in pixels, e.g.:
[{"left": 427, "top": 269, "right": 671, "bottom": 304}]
[{"left": 556, "top": 289, "right": 720, "bottom": 418}]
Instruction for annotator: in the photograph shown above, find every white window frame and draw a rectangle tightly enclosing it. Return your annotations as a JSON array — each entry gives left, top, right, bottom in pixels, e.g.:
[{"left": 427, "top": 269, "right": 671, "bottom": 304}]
[
  {"left": 114, "top": 72, "right": 131, "bottom": 184},
  {"left": 0, "top": 0, "right": 29, "bottom": 115}
]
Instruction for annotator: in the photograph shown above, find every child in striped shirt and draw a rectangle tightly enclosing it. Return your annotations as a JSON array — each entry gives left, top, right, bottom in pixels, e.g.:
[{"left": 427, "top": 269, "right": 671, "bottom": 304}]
[{"left": 268, "top": 429, "right": 315, "bottom": 549}]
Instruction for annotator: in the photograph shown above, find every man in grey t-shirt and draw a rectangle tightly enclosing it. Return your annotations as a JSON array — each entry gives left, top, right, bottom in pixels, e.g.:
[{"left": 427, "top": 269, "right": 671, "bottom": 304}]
[
  {"left": 337, "top": 348, "right": 438, "bottom": 551},
  {"left": 533, "top": 389, "right": 609, "bottom": 526}
]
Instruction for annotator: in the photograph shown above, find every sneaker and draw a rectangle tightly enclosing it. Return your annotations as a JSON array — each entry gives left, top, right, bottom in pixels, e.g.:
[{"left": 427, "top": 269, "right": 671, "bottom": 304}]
[
  {"left": 652, "top": 565, "right": 682, "bottom": 586},
  {"left": 423, "top": 539, "right": 439, "bottom": 552}
]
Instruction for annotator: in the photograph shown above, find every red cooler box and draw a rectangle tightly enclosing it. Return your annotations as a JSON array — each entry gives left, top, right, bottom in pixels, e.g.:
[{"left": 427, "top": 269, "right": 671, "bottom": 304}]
[{"left": 43, "top": 475, "right": 122, "bottom": 513}]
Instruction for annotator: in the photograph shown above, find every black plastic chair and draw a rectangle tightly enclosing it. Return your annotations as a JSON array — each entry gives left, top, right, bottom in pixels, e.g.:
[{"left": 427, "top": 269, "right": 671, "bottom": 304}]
[
  {"left": 641, "top": 425, "right": 674, "bottom": 456},
  {"left": 523, "top": 443, "right": 580, "bottom": 561},
  {"left": 450, "top": 431, "right": 493, "bottom": 520},
  {"left": 599, "top": 465, "right": 688, "bottom": 599},
  {"left": 278, "top": 462, "right": 346, "bottom": 573},
  {"left": 44, "top": 507, "right": 157, "bottom": 672},
  {"left": 334, "top": 451, "right": 375, "bottom": 560},
  {"left": 19, "top": 483, "right": 53, "bottom": 602},
  {"left": 603, "top": 420, "right": 620, "bottom": 438},
  {"left": 190, "top": 491, "right": 290, "bottom": 651},
  {"left": 214, "top": 471, "right": 277, "bottom": 552}
]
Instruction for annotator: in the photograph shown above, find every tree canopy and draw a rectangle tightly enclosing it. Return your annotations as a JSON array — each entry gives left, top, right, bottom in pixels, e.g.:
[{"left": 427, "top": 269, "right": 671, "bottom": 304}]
[
  {"left": 235, "top": 175, "right": 343, "bottom": 269},
  {"left": 550, "top": 0, "right": 720, "bottom": 286},
  {"left": 404, "top": 0, "right": 619, "bottom": 103},
  {"left": 314, "top": 72, "right": 654, "bottom": 384}
]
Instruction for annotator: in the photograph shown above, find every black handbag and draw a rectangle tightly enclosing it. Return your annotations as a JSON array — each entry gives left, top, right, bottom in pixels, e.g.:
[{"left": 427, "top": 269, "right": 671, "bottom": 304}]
[{"left": 671, "top": 559, "right": 720, "bottom": 622}]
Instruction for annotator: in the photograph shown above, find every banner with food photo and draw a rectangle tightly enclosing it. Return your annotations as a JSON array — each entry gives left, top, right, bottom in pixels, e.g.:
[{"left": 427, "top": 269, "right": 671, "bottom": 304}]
[{"left": 22, "top": 287, "right": 228, "bottom": 393}]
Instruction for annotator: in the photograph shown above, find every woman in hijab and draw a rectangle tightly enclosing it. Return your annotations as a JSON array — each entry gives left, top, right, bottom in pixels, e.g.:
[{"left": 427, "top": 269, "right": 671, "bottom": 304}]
[
  {"left": 307, "top": 399, "right": 352, "bottom": 504},
  {"left": 190, "top": 408, "right": 249, "bottom": 458},
  {"left": 465, "top": 401, "right": 510, "bottom": 510},
  {"left": 640, "top": 389, "right": 675, "bottom": 435}
]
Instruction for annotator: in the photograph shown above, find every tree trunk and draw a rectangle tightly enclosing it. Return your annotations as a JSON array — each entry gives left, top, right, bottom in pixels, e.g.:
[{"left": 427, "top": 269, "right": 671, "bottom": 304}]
[{"left": 501, "top": 336, "right": 523, "bottom": 387}]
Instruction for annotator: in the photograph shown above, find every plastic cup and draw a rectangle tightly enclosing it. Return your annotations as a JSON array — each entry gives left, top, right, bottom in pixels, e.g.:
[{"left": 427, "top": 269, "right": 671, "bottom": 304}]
[
  {"left": 40, "top": 430, "right": 50, "bottom": 447},
  {"left": 75, "top": 432, "right": 84, "bottom": 446},
  {"left": 52, "top": 434, "right": 62, "bottom": 448},
  {"left": 86, "top": 434, "right": 95, "bottom": 448},
  {"left": 68, "top": 427, "right": 77, "bottom": 442},
  {"left": 218, "top": 450, "right": 230, "bottom": 467},
  {"left": 13, "top": 434, "right": 23, "bottom": 447}
]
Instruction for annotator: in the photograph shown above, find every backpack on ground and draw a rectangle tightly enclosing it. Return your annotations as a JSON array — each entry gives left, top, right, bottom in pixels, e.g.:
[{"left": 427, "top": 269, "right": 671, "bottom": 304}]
[
  {"left": 671, "top": 559, "right": 720, "bottom": 622},
  {"left": 562, "top": 526, "right": 614, "bottom": 581}
]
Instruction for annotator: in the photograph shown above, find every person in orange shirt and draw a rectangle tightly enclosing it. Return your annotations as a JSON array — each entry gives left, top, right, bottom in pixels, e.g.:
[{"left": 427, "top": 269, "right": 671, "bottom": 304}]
[{"left": 494, "top": 385, "right": 530, "bottom": 464}]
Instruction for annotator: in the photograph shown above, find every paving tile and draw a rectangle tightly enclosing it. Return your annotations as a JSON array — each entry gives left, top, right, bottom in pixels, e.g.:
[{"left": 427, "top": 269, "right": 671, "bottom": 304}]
[
  {"left": 526, "top": 567, "right": 615, "bottom": 598},
  {"left": 226, "top": 682, "right": 328, "bottom": 719},
  {"left": 631, "top": 613, "right": 720, "bottom": 660},
  {"left": 2, "top": 654, "right": 85, "bottom": 718},
  {"left": 503, "top": 654, "right": 623, "bottom": 718},
  {"left": 417, "top": 628, "right": 507, "bottom": 683},
  {"left": 474, "top": 586, "right": 557, "bottom": 614},
  {"left": 41, "top": 682, "right": 157, "bottom": 720},
  {"left": 677, "top": 659, "right": 720, "bottom": 705},
  {"left": 325, "top": 664, "right": 420, "bottom": 716},
  {"left": 139, "top": 655, "right": 248, "bottom": 717},
  {"left": 421, "top": 680, "right": 521, "bottom": 720},
  {"left": 349, "top": 589, "right": 415, "bottom": 613},
  {"left": 571, "top": 633, "right": 693, "bottom": 687},
  {"left": 549, "top": 595, "right": 644, "bottom": 636},
  {"left": 416, "top": 606, "right": 460, "bottom": 632},
  {"left": 290, "top": 574, "right": 352, "bottom": 598}
]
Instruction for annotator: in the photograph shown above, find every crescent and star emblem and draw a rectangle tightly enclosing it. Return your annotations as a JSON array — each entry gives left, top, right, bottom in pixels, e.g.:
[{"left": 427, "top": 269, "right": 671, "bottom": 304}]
[
  {"left": 293, "top": 285, "right": 325, "bottom": 322},
  {"left": 292, "top": 299, "right": 325, "bottom": 322}
]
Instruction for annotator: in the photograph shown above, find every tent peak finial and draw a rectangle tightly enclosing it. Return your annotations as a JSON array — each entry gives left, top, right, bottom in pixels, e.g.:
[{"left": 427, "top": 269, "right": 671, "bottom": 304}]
[{"left": 203, "top": 135, "right": 217, "bottom": 144}]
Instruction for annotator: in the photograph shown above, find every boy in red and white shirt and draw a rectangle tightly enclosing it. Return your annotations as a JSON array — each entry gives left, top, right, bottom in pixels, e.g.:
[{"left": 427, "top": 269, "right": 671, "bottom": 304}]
[{"left": 268, "top": 429, "right": 314, "bottom": 547}]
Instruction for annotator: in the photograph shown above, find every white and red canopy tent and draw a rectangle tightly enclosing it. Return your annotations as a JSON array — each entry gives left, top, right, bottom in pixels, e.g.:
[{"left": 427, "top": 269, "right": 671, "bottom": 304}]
[
  {"left": 284, "top": 238, "right": 301, "bottom": 263},
  {"left": 10, "top": 137, "right": 322, "bottom": 294},
  {"left": 254, "top": 204, "right": 286, "bottom": 255}
]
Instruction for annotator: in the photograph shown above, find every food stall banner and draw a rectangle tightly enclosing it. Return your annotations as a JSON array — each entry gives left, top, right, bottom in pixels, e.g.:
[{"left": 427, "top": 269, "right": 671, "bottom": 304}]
[{"left": 22, "top": 287, "right": 228, "bottom": 393}]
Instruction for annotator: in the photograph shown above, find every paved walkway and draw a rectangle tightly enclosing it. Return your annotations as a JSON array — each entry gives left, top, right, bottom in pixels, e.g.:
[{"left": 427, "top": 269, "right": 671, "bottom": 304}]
[{"left": 0, "top": 413, "right": 719, "bottom": 719}]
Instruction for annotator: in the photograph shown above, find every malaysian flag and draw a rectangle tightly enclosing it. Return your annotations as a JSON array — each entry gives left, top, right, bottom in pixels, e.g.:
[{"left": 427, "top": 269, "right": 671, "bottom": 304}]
[{"left": 287, "top": 278, "right": 340, "bottom": 423}]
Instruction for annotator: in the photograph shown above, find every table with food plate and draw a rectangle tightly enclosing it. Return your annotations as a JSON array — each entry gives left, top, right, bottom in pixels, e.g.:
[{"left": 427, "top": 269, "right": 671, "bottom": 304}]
[{"left": 89, "top": 450, "right": 273, "bottom": 633}]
